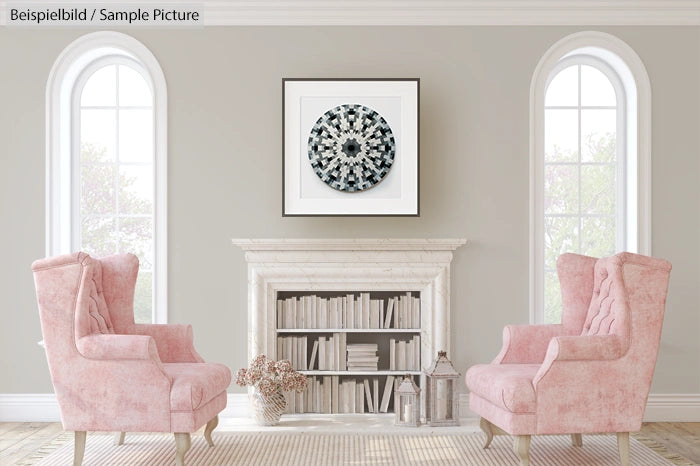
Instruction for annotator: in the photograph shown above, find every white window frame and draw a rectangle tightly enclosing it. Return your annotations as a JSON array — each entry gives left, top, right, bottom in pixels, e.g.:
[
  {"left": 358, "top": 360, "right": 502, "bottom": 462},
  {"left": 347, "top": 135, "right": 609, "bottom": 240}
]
[
  {"left": 530, "top": 31, "right": 652, "bottom": 324},
  {"left": 46, "top": 31, "right": 168, "bottom": 324}
]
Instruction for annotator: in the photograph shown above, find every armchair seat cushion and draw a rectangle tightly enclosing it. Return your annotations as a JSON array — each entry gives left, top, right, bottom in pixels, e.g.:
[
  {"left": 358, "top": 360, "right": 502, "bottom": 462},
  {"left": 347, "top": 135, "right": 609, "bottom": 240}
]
[
  {"left": 466, "top": 364, "right": 539, "bottom": 414},
  {"left": 164, "top": 363, "right": 232, "bottom": 412}
]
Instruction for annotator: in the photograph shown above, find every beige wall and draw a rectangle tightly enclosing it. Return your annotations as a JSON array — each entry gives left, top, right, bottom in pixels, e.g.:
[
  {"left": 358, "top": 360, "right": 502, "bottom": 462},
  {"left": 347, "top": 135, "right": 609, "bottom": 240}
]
[{"left": 1, "top": 26, "right": 697, "bottom": 395}]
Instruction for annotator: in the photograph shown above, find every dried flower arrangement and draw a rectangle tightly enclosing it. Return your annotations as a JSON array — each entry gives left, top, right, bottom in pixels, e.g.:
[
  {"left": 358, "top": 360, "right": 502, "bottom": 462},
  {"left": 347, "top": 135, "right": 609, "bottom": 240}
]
[{"left": 235, "top": 354, "right": 307, "bottom": 397}]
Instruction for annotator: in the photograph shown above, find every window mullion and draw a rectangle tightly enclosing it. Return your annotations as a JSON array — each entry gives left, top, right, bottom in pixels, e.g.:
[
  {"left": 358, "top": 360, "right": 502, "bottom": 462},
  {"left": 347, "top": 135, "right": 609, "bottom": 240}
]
[
  {"left": 115, "top": 64, "right": 121, "bottom": 254},
  {"left": 577, "top": 64, "right": 582, "bottom": 255}
]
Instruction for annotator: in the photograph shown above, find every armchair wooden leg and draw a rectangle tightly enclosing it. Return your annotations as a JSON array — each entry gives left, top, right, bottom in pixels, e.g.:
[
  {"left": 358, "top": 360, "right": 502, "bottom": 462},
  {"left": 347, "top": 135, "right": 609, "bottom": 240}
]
[
  {"left": 513, "top": 435, "right": 531, "bottom": 466},
  {"left": 114, "top": 432, "right": 126, "bottom": 446},
  {"left": 479, "top": 417, "right": 494, "bottom": 449},
  {"left": 73, "top": 431, "right": 86, "bottom": 466},
  {"left": 617, "top": 432, "right": 630, "bottom": 466},
  {"left": 204, "top": 415, "right": 219, "bottom": 447},
  {"left": 174, "top": 432, "right": 191, "bottom": 466},
  {"left": 571, "top": 433, "right": 583, "bottom": 447}
]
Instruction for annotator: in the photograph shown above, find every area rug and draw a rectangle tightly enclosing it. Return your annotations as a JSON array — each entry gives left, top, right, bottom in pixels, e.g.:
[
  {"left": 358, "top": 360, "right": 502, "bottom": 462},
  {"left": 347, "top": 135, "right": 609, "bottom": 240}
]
[{"left": 28, "top": 431, "right": 679, "bottom": 466}]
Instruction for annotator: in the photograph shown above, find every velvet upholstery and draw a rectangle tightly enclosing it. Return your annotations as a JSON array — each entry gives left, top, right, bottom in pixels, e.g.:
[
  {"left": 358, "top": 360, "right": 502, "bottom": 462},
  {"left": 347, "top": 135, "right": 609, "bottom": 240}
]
[
  {"left": 466, "top": 252, "right": 671, "bottom": 437},
  {"left": 32, "top": 252, "right": 231, "bottom": 435}
]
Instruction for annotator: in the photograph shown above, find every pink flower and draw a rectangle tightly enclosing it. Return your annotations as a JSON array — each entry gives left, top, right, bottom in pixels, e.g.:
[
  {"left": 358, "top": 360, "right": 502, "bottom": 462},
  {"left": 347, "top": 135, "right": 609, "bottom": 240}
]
[{"left": 236, "top": 354, "right": 307, "bottom": 394}]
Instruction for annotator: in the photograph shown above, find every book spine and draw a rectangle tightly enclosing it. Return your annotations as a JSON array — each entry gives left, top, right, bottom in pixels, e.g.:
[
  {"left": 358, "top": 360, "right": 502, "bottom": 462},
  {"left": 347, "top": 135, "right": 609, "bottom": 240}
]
[
  {"left": 331, "top": 376, "right": 339, "bottom": 414},
  {"left": 405, "top": 292, "right": 412, "bottom": 329},
  {"left": 389, "top": 338, "right": 395, "bottom": 371},
  {"left": 380, "top": 375, "right": 395, "bottom": 413},
  {"left": 379, "top": 299, "right": 384, "bottom": 329},
  {"left": 364, "top": 379, "right": 373, "bottom": 413},
  {"left": 347, "top": 294, "right": 355, "bottom": 328},
  {"left": 413, "top": 297, "right": 420, "bottom": 329},
  {"left": 373, "top": 378, "right": 379, "bottom": 414},
  {"left": 318, "top": 336, "right": 326, "bottom": 371},
  {"left": 413, "top": 335, "right": 420, "bottom": 370}
]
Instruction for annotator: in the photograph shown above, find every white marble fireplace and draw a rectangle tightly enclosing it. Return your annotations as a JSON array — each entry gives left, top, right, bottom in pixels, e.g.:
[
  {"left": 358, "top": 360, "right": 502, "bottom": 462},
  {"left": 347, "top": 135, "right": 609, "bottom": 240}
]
[{"left": 232, "top": 239, "right": 466, "bottom": 371}]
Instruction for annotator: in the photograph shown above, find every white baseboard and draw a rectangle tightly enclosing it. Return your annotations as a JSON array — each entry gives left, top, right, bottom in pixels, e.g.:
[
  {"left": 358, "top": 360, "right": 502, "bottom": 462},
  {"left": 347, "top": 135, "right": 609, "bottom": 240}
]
[
  {"left": 2, "top": 392, "right": 699, "bottom": 423},
  {"left": 643, "top": 394, "right": 700, "bottom": 422},
  {"left": 0, "top": 394, "right": 62, "bottom": 422}
]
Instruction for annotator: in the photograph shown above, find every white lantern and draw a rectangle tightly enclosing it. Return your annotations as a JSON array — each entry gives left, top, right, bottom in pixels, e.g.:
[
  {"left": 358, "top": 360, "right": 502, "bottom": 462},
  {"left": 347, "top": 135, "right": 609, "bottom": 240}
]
[
  {"left": 394, "top": 374, "right": 421, "bottom": 427},
  {"left": 425, "top": 351, "right": 460, "bottom": 426}
]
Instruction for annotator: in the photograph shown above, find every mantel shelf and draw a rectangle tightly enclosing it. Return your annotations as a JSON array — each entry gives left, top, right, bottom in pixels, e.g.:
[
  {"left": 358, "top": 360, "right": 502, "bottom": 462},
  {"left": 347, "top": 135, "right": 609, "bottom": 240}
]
[
  {"left": 277, "top": 328, "right": 421, "bottom": 333},
  {"left": 300, "top": 370, "right": 422, "bottom": 376}
]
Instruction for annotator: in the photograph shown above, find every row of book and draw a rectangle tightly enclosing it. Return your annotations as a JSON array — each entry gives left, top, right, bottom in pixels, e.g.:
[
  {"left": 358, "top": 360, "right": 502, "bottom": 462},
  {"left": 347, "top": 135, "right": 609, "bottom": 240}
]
[
  {"left": 284, "top": 375, "right": 399, "bottom": 414},
  {"left": 277, "top": 334, "right": 348, "bottom": 371},
  {"left": 389, "top": 336, "right": 421, "bottom": 371},
  {"left": 278, "top": 335, "right": 421, "bottom": 372},
  {"left": 277, "top": 293, "right": 420, "bottom": 329}
]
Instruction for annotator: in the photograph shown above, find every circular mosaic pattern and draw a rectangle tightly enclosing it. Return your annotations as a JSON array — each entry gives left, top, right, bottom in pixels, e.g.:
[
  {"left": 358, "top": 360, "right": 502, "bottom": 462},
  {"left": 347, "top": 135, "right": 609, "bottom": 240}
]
[{"left": 308, "top": 104, "right": 396, "bottom": 192}]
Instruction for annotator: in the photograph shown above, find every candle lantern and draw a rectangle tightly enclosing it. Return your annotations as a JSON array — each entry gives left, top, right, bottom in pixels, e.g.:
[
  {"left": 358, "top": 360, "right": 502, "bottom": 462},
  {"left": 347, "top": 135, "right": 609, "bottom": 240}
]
[
  {"left": 394, "top": 374, "right": 421, "bottom": 427},
  {"left": 425, "top": 350, "right": 460, "bottom": 426}
]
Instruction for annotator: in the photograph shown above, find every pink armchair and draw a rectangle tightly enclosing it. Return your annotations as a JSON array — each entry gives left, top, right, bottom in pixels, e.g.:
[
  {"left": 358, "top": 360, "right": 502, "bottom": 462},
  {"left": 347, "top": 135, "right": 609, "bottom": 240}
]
[
  {"left": 465, "top": 252, "right": 671, "bottom": 466},
  {"left": 32, "top": 252, "right": 231, "bottom": 466}
]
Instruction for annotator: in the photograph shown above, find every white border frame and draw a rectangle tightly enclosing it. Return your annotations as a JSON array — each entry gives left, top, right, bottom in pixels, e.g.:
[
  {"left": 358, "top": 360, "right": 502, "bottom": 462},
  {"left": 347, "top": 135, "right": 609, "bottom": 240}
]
[
  {"left": 283, "top": 79, "right": 419, "bottom": 216},
  {"left": 4, "top": 1, "right": 700, "bottom": 26},
  {"left": 46, "top": 31, "right": 168, "bottom": 323},
  {"left": 530, "top": 31, "right": 652, "bottom": 323}
]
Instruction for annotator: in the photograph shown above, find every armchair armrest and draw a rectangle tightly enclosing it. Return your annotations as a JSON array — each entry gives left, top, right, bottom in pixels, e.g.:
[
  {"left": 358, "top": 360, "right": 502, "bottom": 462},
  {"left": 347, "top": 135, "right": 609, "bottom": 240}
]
[
  {"left": 132, "top": 323, "right": 204, "bottom": 363},
  {"left": 493, "top": 324, "right": 567, "bottom": 364},
  {"left": 533, "top": 334, "right": 626, "bottom": 387},
  {"left": 545, "top": 334, "right": 625, "bottom": 362},
  {"left": 76, "top": 334, "right": 161, "bottom": 361}
]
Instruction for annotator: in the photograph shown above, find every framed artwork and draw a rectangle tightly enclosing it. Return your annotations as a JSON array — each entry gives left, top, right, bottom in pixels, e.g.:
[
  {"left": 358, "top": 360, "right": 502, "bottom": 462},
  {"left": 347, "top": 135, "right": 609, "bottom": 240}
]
[{"left": 283, "top": 78, "right": 419, "bottom": 216}]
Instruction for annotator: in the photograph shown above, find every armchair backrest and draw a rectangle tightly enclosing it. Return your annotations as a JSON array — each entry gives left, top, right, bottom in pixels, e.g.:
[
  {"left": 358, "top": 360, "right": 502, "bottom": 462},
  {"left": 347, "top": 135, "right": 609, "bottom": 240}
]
[
  {"left": 563, "top": 252, "right": 671, "bottom": 423},
  {"left": 31, "top": 252, "right": 139, "bottom": 388},
  {"left": 581, "top": 254, "right": 631, "bottom": 340}
]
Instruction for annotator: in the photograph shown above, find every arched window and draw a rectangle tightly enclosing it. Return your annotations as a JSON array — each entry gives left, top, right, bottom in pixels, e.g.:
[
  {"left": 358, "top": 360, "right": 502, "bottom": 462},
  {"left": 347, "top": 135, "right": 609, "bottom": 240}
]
[
  {"left": 47, "top": 32, "right": 167, "bottom": 323},
  {"left": 531, "top": 31, "right": 651, "bottom": 324}
]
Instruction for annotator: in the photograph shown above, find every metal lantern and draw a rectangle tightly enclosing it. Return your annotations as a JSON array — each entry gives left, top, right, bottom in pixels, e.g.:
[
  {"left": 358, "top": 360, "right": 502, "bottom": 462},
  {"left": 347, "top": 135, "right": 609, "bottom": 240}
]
[
  {"left": 425, "top": 350, "right": 460, "bottom": 426},
  {"left": 394, "top": 374, "right": 421, "bottom": 427}
]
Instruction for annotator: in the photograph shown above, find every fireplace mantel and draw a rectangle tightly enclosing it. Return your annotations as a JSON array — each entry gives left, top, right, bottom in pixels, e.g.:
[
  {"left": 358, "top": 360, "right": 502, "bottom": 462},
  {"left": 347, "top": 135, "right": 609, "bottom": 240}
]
[{"left": 232, "top": 238, "right": 467, "bottom": 368}]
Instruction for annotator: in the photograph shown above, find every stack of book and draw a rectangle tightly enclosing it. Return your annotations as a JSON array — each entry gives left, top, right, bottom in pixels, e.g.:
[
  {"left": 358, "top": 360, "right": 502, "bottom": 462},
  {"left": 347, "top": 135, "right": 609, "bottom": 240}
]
[{"left": 346, "top": 343, "right": 379, "bottom": 371}]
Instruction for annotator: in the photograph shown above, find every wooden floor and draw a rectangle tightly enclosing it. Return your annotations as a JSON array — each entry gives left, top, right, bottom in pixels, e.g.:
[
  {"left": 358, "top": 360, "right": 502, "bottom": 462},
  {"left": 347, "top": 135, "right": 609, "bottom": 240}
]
[
  {"left": 637, "top": 422, "right": 700, "bottom": 464},
  {"left": 0, "top": 422, "right": 698, "bottom": 465}
]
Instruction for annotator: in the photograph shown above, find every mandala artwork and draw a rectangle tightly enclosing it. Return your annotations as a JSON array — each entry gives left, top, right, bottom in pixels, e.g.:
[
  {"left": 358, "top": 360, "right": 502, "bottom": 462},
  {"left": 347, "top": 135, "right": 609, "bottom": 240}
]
[{"left": 308, "top": 104, "right": 396, "bottom": 192}]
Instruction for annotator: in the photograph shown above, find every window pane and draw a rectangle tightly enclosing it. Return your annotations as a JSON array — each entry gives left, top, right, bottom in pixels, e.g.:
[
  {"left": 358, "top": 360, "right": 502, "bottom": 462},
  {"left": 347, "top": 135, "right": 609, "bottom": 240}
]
[
  {"left": 119, "top": 109, "right": 153, "bottom": 163},
  {"left": 119, "top": 65, "right": 152, "bottom": 107},
  {"left": 81, "top": 216, "right": 116, "bottom": 257},
  {"left": 544, "top": 270, "right": 563, "bottom": 324},
  {"left": 544, "top": 216, "right": 579, "bottom": 270},
  {"left": 581, "top": 65, "right": 616, "bottom": 107},
  {"left": 133, "top": 271, "right": 153, "bottom": 324},
  {"left": 545, "top": 109, "right": 578, "bottom": 162},
  {"left": 581, "top": 109, "right": 616, "bottom": 162},
  {"left": 581, "top": 216, "right": 616, "bottom": 258},
  {"left": 581, "top": 165, "right": 616, "bottom": 215},
  {"left": 80, "top": 157, "right": 115, "bottom": 216},
  {"left": 81, "top": 109, "right": 116, "bottom": 161},
  {"left": 119, "top": 217, "right": 153, "bottom": 269},
  {"left": 81, "top": 65, "right": 116, "bottom": 107},
  {"left": 119, "top": 166, "right": 153, "bottom": 215},
  {"left": 545, "top": 65, "right": 578, "bottom": 107},
  {"left": 545, "top": 165, "right": 579, "bottom": 214}
]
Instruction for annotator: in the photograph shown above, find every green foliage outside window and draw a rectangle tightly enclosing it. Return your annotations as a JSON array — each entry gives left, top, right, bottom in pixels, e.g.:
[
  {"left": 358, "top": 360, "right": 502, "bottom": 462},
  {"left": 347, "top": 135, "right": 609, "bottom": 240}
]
[
  {"left": 80, "top": 143, "right": 153, "bottom": 323},
  {"left": 544, "top": 132, "right": 617, "bottom": 323}
]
